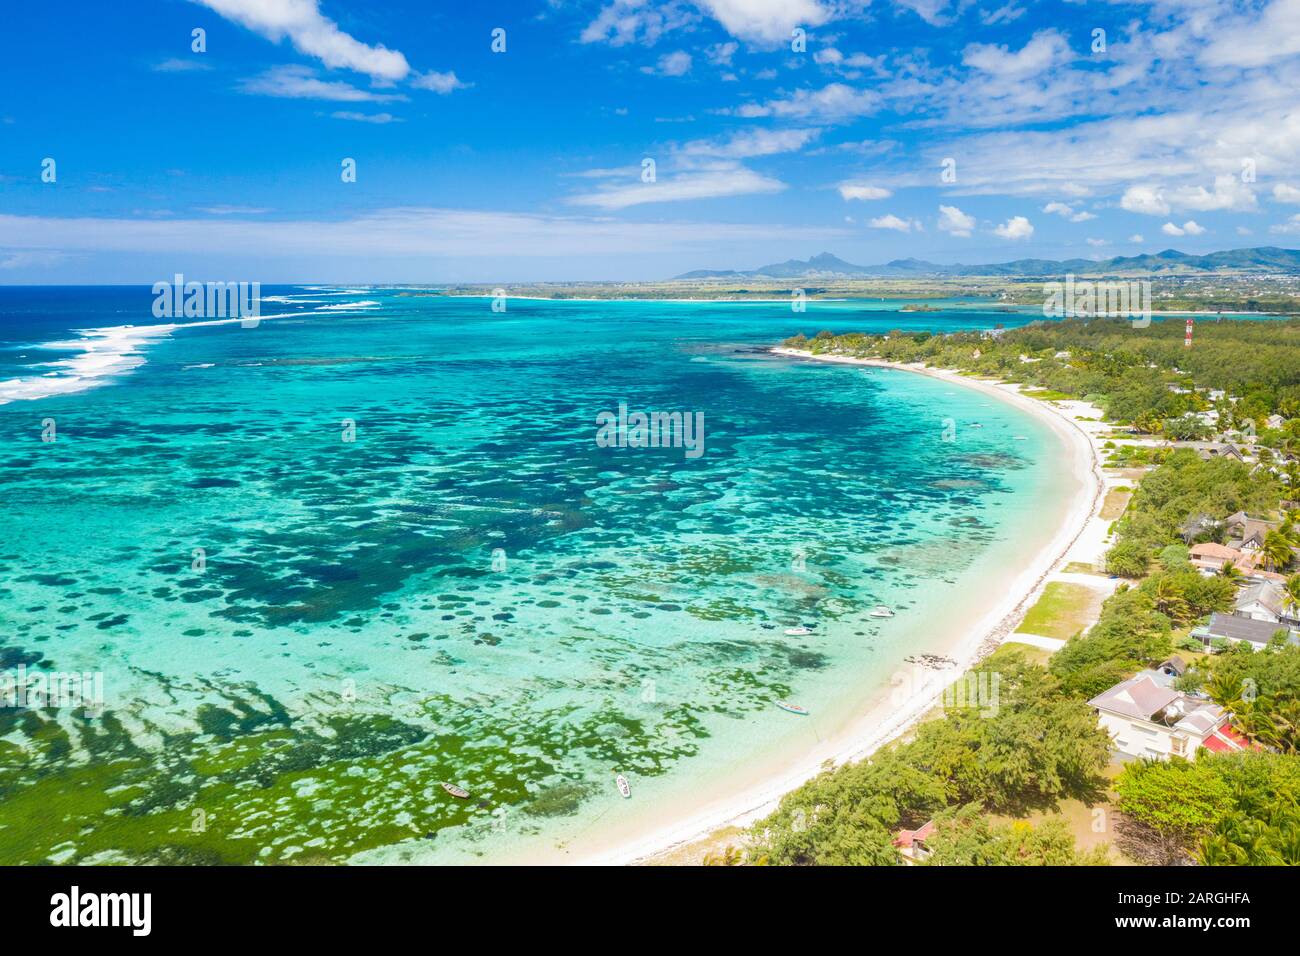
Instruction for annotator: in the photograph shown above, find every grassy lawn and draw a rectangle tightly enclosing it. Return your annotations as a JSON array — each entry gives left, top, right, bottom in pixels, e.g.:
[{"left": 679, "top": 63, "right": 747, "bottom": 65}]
[
  {"left": 1015, "top": 582, "right": 1106, "bottom": 641},
  {"left": 1022, "top": 388, "right": 1073, "bottom": 401},
  {"left": 991, "top": 640, "right": 1054, "bottom": 666},
  {"left": 1100, "top": 487, "right": 1133, "bottom": 520},
  {"left": 1062, "top": 561, "right": 1103, "bottom": 575}
]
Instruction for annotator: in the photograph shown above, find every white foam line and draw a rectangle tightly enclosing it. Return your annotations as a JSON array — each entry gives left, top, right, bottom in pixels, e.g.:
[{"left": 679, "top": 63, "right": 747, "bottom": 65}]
[{"left": 0, "top": 301, "right": 371, "bottom": 405}]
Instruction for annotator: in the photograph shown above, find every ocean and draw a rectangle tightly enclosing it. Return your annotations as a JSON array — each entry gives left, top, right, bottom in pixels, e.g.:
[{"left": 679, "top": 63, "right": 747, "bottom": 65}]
[{"left": 0, "top": 287, "right": 1070, "bottom": 864}]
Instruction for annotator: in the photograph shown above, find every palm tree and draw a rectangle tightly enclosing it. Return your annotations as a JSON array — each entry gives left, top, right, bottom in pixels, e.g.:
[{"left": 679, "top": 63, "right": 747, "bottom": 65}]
[
  {"left": 1207, "top": 671, "right": 1248, "bottom": 711},
  {"left": 1261, "top": 530, "right": 1296, "bottom": 573},
  {"left": 1220, "top": 560, "right": 1245, "bottom": 582},
  {"left": 1149, "top": 575, "right": 1190, "bottom": 624},
  {"left": 1282, "top": 572, "right": 1300, "bottom": 620}
]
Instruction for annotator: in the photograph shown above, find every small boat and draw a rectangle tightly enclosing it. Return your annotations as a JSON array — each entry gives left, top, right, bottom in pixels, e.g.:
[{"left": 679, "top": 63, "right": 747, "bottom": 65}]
[
  {"left": 441, "top": 782, "right": 471, "bottom": 799},
  {"left": 869, "top": 605, "right": 895, "bottom": 618},
  {"left": 783, "top": 626, "right": 812, "bottom": 636},
  {"left": 616, "top": 774, "right": 631, "bottom": 798},
  {"left": 776, "top": 701, "right": 810, "bottom": 716}
]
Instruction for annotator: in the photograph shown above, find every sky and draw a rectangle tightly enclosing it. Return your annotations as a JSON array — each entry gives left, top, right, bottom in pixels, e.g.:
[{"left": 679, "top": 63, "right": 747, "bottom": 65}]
[{"left": 1, "top": 0, "right": 1300, "bottom": 283}]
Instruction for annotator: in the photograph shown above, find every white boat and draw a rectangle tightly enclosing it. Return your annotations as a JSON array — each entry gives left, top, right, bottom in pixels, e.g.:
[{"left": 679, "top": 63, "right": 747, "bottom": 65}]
[
  {"left": 776, "top": 701, "right": 810, "bottom": 716},
  {"left": 441, "top": 782, "right": 470, "bottom": 799},
  {"left": 869, "top": 605, "right": 894, "bottom": 618},
  {"left": 616, "top": 774, "right": 631, "bottom": 798},
  {"left": 783, "top": 626, "right": 812, "bottom": 636}
]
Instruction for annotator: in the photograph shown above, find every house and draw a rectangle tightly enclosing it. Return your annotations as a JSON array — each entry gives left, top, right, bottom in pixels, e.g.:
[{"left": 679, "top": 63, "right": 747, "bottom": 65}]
[
  {"left": 1267, "top": 414, "right": 1285, "bottom": 430},
  {"left": 1234, "top": 581, "right": 1289, "bottom": 623},
  {"left": 1135, "top": 657, "right": 1190, "bottom": 690},
  {"left": 893, "top": 820, "right": 935, "bottom": 864},
  {"left": 1196, "top": 442, "right": 1246, "bottom": 463},
  {"left": 1223, "top": 511, "right": 1278, "bottom": 552},
  {"left": 1088, "top": 675, "right": 1230, "bottom": 761},
  {"left": 1190, "top": 542, "right": 1244, "bottom": 573},
  {"left": 1191, "top": 612, "right": 1296, "bottom": 651}
]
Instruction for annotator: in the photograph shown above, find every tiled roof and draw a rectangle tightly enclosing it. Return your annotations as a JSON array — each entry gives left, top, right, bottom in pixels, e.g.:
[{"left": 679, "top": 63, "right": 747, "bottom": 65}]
[
  {"left": 1088, "top": 675, "right": 1179, "bottom": 721},
  {"left": 1191, "top": 543, "right": 1241, "bottom": 560}
]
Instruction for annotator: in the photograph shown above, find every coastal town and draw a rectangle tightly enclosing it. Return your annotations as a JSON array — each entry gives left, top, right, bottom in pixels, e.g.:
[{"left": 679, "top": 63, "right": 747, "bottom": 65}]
[{"left": 665, "top": 316, "right": 1300, "bottom": 867}]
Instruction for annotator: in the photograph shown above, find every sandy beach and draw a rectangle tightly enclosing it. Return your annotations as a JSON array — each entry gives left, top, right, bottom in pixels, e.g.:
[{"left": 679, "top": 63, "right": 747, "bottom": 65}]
[{"left": 576, "top": 346, "right": 1109, "bottom": 865}]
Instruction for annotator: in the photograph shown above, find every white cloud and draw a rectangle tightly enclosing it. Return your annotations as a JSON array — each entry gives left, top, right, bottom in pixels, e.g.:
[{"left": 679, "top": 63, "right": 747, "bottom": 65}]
[
  {"left": 937, "top": 204, "right": 975, "bottom": 237},
  {"left": 1183, "top": 220, "right": 1206, "bottom": 235},
  {"left": 1128, "top": 234, "right": 1144, "bottom": 243},
  {"left": 838, "top": 183, "right": 891, "bottom": 201},
  {"left": 894, "top": 0, "right": 954, "bottom": 26},
  {"left": 706, "top": 41, "right": 739, "bottom": 66},
  {"left": 868, "top": 214, "right": 916, "bottom": 232},
  {"left": 1274, "top": 183, "right": 1300, "bottom": 204},
  {"left": 0, "top": 208, "right": 846, "bottom": 260},
  {"left": 240, "top": 66, "right": 406, "bottom": 102},
  {"left": 1042, "top": 201, "right": 1095, "bottom": 222},
  {"left": 154, "top": 57, "right": 212, "bottom": 73},
  {"left": 1271, "top": 214, "right": 1300, "bottom": 234},
  {"left": 568, "top": 165, "right": 785, "bottom": 209},
  {"left": 980, "top": 3, "right": 1025, "bottom": 26},
  {"left": 642, "top": 51, "right": 692, "bottom": 76},
  {"left": 410, "top": 71, "right": 467, "bottom": 94},
  {"left": 1161, "top": 220, "right": 1204, "bottom": 237},
  {"left": 963, "top": 29, "right": 1073, "bottom": 78},
  {"left": 1161, "top": 222, "right": 1184, "bottom": 236},
  {"left": 993, "top": 215, "right": 1033, "bottom": 239},
  {"left": 735, "top": 83, "right": 880, "bottom": 121},
  {"left": 332, "top": 111, "right": 402, "bottom": 124},
  {"left": 1121, "top": 185, "right": 1170, "bottom": 216},
  {"left": 1168, "top": 175, "right": 1256, "bottom": 213},
  {"left": 580, "top": 0, "right": 699, "bottom": 47},
  {"left": 195, "top": 0, "right": 409, "bottom": 80},
  {"left": 1201, "top": 0, "right": 1300, "bottom": 70},
  {"left": 682, "top": 127, "right": 819, "bottom": 158},
  {"left": 695, "top": 0, "right": 832, "bottom": 44},
  {"left": 1086, "top": 238, "right": 1107, "bottom": 247}
]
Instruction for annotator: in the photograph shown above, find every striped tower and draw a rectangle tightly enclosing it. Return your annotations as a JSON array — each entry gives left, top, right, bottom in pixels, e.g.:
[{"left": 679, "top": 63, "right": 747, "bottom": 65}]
[{"left": 1184, "top": 316, "right": 1194, "bottom": 348}]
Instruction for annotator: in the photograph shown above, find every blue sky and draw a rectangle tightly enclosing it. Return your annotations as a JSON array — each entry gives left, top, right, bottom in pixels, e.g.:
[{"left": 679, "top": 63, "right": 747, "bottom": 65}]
[{"left": 2, "top": 0, "right": 1299, "bottom": 282}]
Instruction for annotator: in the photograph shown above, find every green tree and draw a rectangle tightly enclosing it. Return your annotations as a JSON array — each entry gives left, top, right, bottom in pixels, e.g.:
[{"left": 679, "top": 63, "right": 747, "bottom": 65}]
[
  {"left": 1262, "top": 530, "right": 1296, "bottom": 573},
  {"left": 1106, "top": 540, "right": 1150, "bottom": 578},
  {"left": 1115, "top": 758, "right": 1233, "bottom": 864},
  {"left": 922, "top": 804, "right": 1109, "bottom": 866}
]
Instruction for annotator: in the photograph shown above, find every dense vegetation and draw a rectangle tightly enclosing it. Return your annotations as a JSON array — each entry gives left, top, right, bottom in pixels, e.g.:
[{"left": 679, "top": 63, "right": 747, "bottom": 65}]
[
  {"left": 1116, "top": 752, "right": 1300, "bottom": 864},
  {"left": 743, "top": 652, "right": 1112, "bottom": 865},
  {"left": 785, "top": 317, "right": 1300, "bottom": 435},
  {"left": 741, "top": 317, "right": 1300, "bottom": 866},
  {"left": 1105, "top": 452, "right": 1284, "bottom": 577}
]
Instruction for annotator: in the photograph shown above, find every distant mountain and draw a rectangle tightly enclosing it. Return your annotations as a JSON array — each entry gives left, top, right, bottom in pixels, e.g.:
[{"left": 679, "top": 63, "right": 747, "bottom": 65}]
[{"left": 673, "top": 247, "right": 1300, "bottom": 280}]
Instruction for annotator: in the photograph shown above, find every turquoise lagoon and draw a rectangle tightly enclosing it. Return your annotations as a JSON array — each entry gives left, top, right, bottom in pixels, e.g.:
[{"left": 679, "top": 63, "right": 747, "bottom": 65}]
[{"left": 0, "top": 289, "right": 1072, "bottom": 864}]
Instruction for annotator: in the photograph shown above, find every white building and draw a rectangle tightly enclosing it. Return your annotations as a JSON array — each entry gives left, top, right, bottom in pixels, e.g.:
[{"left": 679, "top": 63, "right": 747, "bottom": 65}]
[{"left": 1088, "top": 673, "right": 1243, "bottom": 761}]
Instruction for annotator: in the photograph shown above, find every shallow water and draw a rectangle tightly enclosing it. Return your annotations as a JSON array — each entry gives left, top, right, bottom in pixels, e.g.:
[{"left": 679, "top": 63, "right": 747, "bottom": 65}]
[{"left": 0, "top": 288, "right": 1068, "bottom": 864}]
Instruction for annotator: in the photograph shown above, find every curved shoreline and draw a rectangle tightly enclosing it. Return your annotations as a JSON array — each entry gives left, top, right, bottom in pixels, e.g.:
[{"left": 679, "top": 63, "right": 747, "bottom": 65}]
[{"left": 579, "top": 346, "right": 1106, "bottom": 865}]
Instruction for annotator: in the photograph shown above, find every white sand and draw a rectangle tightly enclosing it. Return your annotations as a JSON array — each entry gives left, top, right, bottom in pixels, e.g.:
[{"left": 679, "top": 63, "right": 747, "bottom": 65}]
[{"left": 575, "top": 347, "right": 1108, "bottom": 866}]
